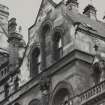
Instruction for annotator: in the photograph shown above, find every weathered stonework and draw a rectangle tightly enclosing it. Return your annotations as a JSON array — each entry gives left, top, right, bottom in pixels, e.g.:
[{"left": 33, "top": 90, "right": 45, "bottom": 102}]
[{"left": 1, "top": 0, "right": 105, "bottom": 105}]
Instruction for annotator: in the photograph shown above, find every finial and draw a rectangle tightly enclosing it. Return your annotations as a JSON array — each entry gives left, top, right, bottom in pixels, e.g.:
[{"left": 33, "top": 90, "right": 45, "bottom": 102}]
[{"left": 18, "top": 26, "right": 22, "bottom": 33}]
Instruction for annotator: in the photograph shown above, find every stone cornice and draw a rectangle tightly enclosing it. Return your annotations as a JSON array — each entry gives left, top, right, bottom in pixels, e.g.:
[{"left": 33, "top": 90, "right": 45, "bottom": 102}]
[{"left": 76, "top": 24, "right": 105, "bottom": 41}]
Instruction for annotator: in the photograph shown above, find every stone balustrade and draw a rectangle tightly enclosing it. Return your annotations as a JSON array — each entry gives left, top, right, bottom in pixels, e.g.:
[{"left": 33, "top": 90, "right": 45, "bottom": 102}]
[
  {"left": 80, "top": 80, "right": 105, "bottom": 104},
  {"left": 65, "top": 80, "right": 105, "bottom": 105}
]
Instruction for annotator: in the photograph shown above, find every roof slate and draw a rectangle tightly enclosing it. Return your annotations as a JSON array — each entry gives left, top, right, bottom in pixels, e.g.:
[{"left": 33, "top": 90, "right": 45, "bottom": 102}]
[{"left": 66, "top": 10, "right": 105, "bottom": 39}]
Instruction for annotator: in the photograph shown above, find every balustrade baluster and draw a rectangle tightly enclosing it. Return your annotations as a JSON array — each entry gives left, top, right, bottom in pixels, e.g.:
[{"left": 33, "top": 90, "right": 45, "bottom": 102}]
[
  {"left": 90, "top": 89, "right": 92, "bottom": 97},
  {"left": 72, "top": 81, "right": 105, "bottom": 105},
  {"left": 98, "top": 86, "right": 100, "bottom": 93},
  {"left": 100, "top": 84, "right": 103, "bottom": 92},
  {"left": 84, "top": 93, "right": 86, "bottom": 100},
  {"left": 80, "top": 95, "right": 83, "bottom": 102},
  {"left": 102, "top": 82, "right": 105, "bottom": 90},
  {"left": 102, "top": 82, "right": 104, "bottom": 89},
  {"left": 88, "top": 91, "right": 90, "bottom": 98},
  {"left": 99, "top": 85, "right": 101, "bottom": 93},
  {"left": 96, "top": 86, "right": 98, "bottom": 94},
  {"left": 86, "top": 93, "right": 88, "bottom": 99},
  {"left": 83, "top": 94, "right": 85, "bottom": 101}
]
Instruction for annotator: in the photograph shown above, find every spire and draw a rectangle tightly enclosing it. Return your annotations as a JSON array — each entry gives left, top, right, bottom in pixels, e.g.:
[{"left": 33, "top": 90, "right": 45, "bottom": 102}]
[{"left": 83, "top": 0, "right": 97, "bottom": 20}]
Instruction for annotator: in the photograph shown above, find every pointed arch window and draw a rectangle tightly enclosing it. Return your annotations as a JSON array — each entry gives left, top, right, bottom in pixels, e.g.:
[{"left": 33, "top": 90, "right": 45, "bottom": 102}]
[
  {"left": 30, "top": 47, "right": 41, "bottom": 78},
  {"left": 51, "top": 81, "right": 74, "bottom": 105},
  {"left": 41, "top": 23, "right": 51, "bottom": 68},
  {"left": 42, "top": 23, "right": 50, "bottom": 47},
  {"left": 53, "top": 30, "right": 63, "bottom": 61}
]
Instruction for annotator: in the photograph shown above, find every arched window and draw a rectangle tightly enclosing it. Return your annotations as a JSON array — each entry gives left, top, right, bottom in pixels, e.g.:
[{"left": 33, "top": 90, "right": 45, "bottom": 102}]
[
  {"left": 29, "top": 99, "right": 41, "bottom": 105},
  {"left": 51, "top": 81, "right": 74, "bottom": 105},
  {"left": 30, "top": 47, "right": 41, "bottom": 78},
  {"left": 41, "top": 23, "right": 51, "bottom": 68},
  {"left": 53, "top": 30, "right": 63, "bottom": 61}
]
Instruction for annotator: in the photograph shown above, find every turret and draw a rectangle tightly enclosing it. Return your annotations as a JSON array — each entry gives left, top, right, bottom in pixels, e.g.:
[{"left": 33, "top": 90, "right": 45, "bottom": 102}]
[{"left": 8, "top": 18, "right": 26, "bottom": 70}]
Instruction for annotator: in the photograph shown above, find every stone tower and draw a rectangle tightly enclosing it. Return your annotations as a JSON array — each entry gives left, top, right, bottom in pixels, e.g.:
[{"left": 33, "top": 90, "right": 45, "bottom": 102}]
[
  {"left": 1, "top": 0, "right": 105, "bottom": 105},
  {"left": 0, "top": 7, "right": 26, "bottom": 102},
  {"left": 8, "top": 18, "right": 26, "bottom": 71}
]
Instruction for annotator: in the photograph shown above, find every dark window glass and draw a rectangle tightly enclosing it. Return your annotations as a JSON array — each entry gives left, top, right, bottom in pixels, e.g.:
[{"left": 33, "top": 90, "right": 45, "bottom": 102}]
[
  {"left": 30, "top": 47, "right": 41, "bottom": 77},
  {"left": 53, "top": 31, "right": 63, "bottom": 61},
  {"left": 41, "top": 24, "right": 51, "bottom": 68}
]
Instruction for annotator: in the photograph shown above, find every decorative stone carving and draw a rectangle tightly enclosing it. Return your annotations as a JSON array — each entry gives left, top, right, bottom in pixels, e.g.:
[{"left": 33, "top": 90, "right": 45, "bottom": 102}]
[
  {"left": 39, "top": 75, "right": 51, "bottom": 105},
  {"left": 39, "top": 76, "right": 51, "bottom": 94}
]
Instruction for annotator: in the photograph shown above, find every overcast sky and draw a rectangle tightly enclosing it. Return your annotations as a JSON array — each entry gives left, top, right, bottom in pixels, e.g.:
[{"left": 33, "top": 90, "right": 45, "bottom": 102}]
[{"left": 0, "top": 0, "right": 105, "bottom": 42}]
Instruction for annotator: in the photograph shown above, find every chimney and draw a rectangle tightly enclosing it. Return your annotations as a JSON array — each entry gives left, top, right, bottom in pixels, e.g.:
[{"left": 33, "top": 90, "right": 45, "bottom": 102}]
[
  {"left": 83, "top": 4, "right": 97, "bottom": 20},
  {"left": 66, "top": 0, "right": 79, "bottom": 13}
]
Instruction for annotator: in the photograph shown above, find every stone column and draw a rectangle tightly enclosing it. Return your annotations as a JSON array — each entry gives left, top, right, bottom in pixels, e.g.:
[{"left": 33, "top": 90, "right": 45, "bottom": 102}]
[{"left": 39, "top": 75, "right": 51, "bottom": 105}]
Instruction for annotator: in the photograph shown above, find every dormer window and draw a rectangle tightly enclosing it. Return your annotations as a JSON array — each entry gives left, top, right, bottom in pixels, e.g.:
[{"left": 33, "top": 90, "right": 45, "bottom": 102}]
[
  {"left": 53, "top": 30, "right": 63, "bottom": 61},
  {"left": 30, "top": 47, "right": 41, "bottom": 78}
]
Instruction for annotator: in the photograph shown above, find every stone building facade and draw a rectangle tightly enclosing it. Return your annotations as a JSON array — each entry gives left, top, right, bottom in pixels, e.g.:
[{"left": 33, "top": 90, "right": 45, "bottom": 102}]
[
  {"left": 1, "top": 0, "right": 105, "bottom": 105},
  {"left": 0, "top": 3, "right": 26, "bottom": 104}
]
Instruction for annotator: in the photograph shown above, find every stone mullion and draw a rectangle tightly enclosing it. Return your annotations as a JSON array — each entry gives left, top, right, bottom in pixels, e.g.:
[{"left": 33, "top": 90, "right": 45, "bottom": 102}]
[{"left": 40, "top": 34, "right": 46, "bottom": 71}]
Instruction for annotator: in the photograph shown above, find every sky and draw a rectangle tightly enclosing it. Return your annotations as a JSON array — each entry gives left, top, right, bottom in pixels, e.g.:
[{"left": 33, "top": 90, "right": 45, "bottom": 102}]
[{"left": 0, "top": 0, "right": 105, "bottom": 42}]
